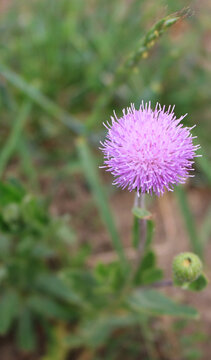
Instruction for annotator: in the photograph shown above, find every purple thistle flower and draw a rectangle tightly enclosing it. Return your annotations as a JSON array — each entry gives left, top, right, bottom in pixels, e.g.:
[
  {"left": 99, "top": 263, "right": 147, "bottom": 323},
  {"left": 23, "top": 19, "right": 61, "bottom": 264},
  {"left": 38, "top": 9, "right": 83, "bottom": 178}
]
[{"left": 100, "top": 102, "right": 200, "bottom": 196}]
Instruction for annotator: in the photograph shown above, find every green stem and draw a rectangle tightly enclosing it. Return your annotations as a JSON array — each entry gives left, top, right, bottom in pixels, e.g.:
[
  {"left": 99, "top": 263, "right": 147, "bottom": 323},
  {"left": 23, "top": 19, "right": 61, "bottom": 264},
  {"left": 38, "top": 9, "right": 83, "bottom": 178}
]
[
  {"left": 127, "top": 193, "right": 148, "bottom": 286},
  {"left": 137, "top": 193, "right": 147, "bottom": 257}
]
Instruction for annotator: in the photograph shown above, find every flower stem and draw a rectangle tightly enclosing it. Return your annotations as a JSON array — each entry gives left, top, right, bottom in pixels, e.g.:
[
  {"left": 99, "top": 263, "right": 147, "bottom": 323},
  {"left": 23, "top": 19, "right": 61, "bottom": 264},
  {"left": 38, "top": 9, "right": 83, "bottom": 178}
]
[
  {"left": 135, "top": 192, "right": 147, "bottom": 260},
  {"left": 129, "top": 193, "right": 147, "bottom": 282}
]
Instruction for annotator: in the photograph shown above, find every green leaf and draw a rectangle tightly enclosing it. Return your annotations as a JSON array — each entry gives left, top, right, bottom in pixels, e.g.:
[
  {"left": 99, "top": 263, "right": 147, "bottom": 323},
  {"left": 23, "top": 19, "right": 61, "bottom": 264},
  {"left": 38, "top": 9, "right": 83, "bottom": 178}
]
[
  {"left": 63, "top": 269, "right": 97, "bottom": 301},
  {"left": 35, "top": 273, "right": 82, "bottom": 304},
  {"left": 48, "top": 217, "right": 75, "bottom": 245},
  {"left": 0, "top": 291, "right": 19, "bottom": 334},
  {"left": 0, "top": 181, "right": 24, "bottom": 206},
  {"left": 146, "top": 220, "right": 155, "bottom": 249},
  {"left": 77, "top": 138, "right": 127, "bottom": 267},
  {"left": 134, "top": 250, "right": 163, "bottom": 285},
  {"left": 187, "top": 274, "right": 208, "bottom": 292},
  {"left": 127, "top": 289, "right": 198, "bottom": 318},
  {"left": 28, "top": 295, "right": 72, "bottom": 320},
  {"left": 141, "top": 268, "right": 163, "bottom": 285},
  {"left": 94, "top": 262, "right": 125, "bottom": 291},
  {"left": 16, "top": 308, "right": 36, "bottom": 351},
  {"left": 66, "top": 314, "right": 137, "bottom": 348},
  {"left": 20, "top": 195, "right": 48, "bottom": 225},
  {"left": 140, "top": 250, "right": 156, "bottom": 271},
  {"left": 135, "top": 250, "right": 156, "bottom": 284},
  {"left": 132, "top": 207, "right": 152, "bottom": 219}
]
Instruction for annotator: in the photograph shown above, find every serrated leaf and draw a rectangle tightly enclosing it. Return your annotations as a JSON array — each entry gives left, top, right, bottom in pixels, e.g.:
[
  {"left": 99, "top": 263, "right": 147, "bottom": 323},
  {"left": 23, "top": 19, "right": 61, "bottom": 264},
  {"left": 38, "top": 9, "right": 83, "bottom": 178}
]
[
  {"left": 187, "top": 274, "right": 208, "bottom": 292},
  {"left": 132, "top": 207, "right": 152, "bottom": 219},
  {"left": 16, "top": 308, "right": 36, "bottom": 351},
  {"left": 127, "top": 289, "right": 198, "bottom": 318},
  {"left": 0, "top": 290, "right": 19, "bottom": 334}
]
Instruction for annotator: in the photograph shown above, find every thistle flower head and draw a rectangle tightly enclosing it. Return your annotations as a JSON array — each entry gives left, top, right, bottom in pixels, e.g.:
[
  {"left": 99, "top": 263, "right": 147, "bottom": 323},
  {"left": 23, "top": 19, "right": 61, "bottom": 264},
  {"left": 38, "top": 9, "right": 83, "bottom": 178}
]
[{"left": 100, "top": 102, "right": 200, "bottom": 196}]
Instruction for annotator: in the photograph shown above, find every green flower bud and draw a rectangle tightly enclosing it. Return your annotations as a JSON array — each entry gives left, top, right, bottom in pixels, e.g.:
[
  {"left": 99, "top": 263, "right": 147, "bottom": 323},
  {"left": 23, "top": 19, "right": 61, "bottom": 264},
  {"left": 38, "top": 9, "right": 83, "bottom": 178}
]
[{"left": 172, "top": 252, "right": 202, "bottom": 285}]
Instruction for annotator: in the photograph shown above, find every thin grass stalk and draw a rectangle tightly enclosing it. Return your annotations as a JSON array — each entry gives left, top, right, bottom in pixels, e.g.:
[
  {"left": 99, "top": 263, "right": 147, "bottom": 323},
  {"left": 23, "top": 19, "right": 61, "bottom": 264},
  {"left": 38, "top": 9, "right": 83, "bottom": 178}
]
[
  {"left": 76, "top": 137, "right": 128, "bottom": 268},
  {"left": 86, "top": 8, "right": 190, "bottom": 129},
  {"left": 0, "top": 102, "right": 31, "bottom": 177},
  {"left": 0, "top": 64, "right": 86, "bottom": 136}
]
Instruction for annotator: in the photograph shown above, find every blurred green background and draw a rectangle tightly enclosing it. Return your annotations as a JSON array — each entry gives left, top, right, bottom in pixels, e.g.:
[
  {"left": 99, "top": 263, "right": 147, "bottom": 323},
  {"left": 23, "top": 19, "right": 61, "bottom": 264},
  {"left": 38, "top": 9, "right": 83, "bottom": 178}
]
[{"left": 0, "top": 0, "right": 210, "bottom": 359}]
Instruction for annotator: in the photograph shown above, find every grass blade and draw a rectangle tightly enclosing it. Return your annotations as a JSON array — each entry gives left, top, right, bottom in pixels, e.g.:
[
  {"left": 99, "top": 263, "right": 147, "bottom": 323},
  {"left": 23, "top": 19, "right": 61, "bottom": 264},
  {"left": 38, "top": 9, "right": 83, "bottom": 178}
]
[
  {"left": 0, "top": 63, "right": 85, "bottom": 136},
  {"left": 199, "top": 205, "right": 211, "bottom": 246},
  {"left": 76, "top": 137, "right": 127, "bottom": 266},
  {"left": 196, "top": 155, "right": 211, "bottom": 185},
  {"left": 86, "top": 9, "right": 190, "bottom": 129},
  {"left": 175, "top": 186, "right": 203, "bottom": 258},
  {"left": 0, "top": 102, "right": 31, "bottom": 177},
  {"left": 18, "top": 136, "right": 39, "bottom": 188}
]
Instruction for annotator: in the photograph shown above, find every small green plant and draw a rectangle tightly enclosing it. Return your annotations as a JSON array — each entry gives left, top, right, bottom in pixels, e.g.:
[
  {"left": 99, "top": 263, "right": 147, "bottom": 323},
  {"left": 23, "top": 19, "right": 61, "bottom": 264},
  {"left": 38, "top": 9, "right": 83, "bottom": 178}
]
[
  {"left": 0, "top": 179, "right": 79, "bottom": 351},
  {"left": 0, "top": 176, "right": 207, "bottom": 359}
]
